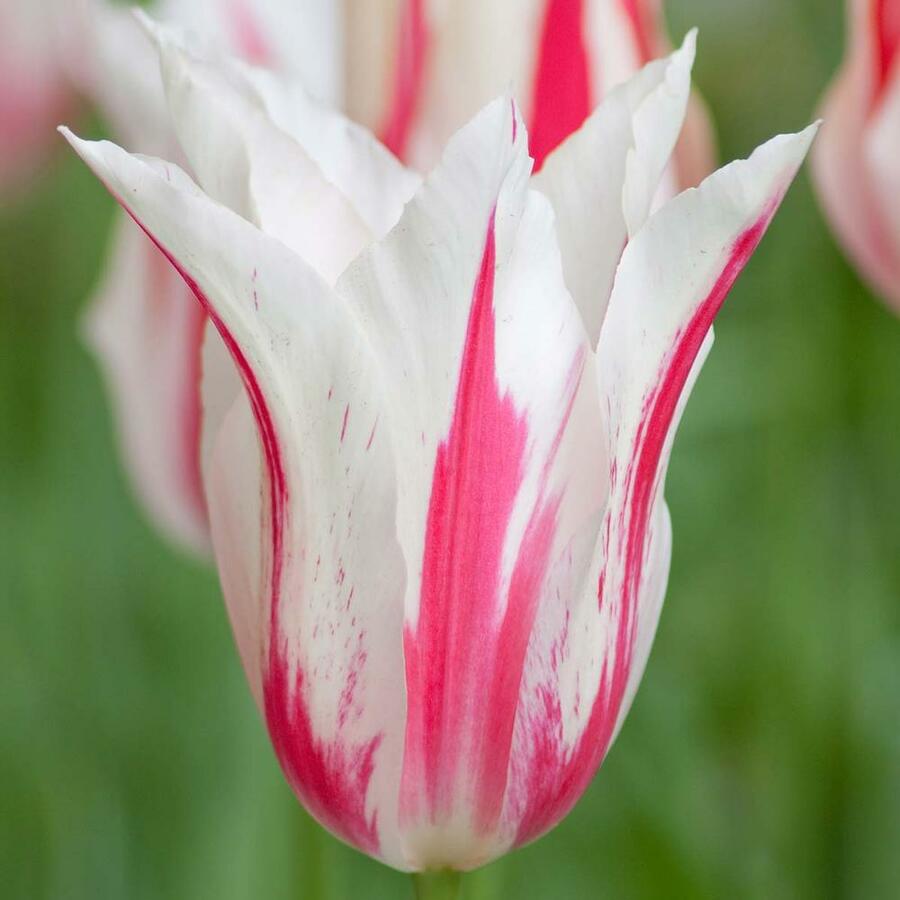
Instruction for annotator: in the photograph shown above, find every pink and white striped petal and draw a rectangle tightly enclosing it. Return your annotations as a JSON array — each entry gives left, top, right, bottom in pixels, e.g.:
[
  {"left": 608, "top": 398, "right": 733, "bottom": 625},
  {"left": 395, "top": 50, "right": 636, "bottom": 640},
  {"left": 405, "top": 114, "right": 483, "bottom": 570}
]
[
  {"left": 505, "top": 124, "right": 818, "bottom": 847},
  {"left": 337, "top": 97, "right": 593, "bottom": 868},
  {"left": 62, "top": 130, "right": 412, "bottom": 869},
  {"left": 533, "top": 34, "right": 695, "bottom": 347},
  {"left": 350, "top": 0, "right": 713, "bottom": 178}
]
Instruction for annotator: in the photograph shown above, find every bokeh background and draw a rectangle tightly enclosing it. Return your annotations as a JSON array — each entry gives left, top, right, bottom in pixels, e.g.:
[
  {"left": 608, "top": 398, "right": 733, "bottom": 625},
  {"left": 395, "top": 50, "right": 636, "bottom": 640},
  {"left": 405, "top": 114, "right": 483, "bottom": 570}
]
[{"left": 3, "top": 1, "right": 900, "bottom": 898}]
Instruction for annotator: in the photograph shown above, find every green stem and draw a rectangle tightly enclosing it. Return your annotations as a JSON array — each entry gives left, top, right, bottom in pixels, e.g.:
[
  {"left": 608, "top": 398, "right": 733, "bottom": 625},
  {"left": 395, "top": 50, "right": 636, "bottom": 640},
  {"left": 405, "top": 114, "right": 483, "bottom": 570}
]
[{"left": 411, "top": 870, "right": 463, "bottom": 900}]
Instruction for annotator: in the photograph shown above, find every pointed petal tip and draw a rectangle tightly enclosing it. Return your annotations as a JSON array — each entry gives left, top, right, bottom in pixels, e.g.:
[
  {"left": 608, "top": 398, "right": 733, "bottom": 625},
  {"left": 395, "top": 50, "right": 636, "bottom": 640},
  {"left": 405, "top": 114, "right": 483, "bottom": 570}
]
[
  {"left": 699, "top": 121, "right": 819, "bottom": 196},
  {"left": 456, "top": 93, "right": 528, "bottom": 159},
  {"left": 658, "top": 28, "right": 696, "bottom": 91},
  {"left": 767, "top": 120, "right": 821, "bottom": 166},
  {"left": 678, "top": 27, "right": 698, "bottom": 62},
  {"left": 58, "top": 125, "right": 87, "bottom": 155},
  {"left": 58, "top": 126, "right": 92, "bottom": 156},
  {"left": 58, "top": 129, "right": 129, "bottom": 195}
]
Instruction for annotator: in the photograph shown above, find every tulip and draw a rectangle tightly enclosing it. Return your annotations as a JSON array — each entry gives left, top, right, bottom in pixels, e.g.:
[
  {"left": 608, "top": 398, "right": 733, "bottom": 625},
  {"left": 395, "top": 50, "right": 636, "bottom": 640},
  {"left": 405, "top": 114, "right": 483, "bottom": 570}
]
[
  {"left": 80, "top": 0, "right": 716, "bottom": 557},
  {"left": 352, "top": 0, "right": 716, "bottom": 180},
  {"left": 63, "top": 23, "right": 815, "bottom": 874},
  {"left": 813, "top": 0, "right": 900, "bottom": 311},
  {"left": 0, "top": 0, "right": 79, "bottom": 194}
]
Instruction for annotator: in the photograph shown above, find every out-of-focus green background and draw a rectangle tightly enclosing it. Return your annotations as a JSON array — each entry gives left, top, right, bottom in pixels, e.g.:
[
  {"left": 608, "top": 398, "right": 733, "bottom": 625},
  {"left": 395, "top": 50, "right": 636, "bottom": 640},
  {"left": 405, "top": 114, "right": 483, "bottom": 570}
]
[{"left": 3, "top": 1, "right": 900, "bottom": 897}]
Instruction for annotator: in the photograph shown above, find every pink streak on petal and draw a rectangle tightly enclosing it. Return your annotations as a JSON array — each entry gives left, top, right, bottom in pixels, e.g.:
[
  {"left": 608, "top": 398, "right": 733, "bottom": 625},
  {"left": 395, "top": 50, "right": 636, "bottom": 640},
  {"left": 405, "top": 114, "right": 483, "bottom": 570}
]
[
  {"left": 366, "top": 417, "right": 379, "bottom": 451},
  {"left": 379, "top": 0, "right": 429, "bottom": 160},
  {"left": 619, "top": 0, "right": 656, "bottom": 65},
  {"left": 110, "top": 195, "right": 381, "bottom": 855},
  {"left": 514, "top": 197, "right": 783, "bottom": 847},
  {"left": 227, "top": 0, "right": 274, "bottom": 66},
  {"left": 400, "top": 213, "right": 527, "bottom": 826},
  {"left": 265, "top": 639, "right": 382, "bottom": 854},
  {"left": 529, "top": 0, "right": 592, "bottom": 172},
  {"left": 874, "top": 0, "right": 900, "bottom": 96},
  {"left": 472, "top": 497, "right": 562, "bottom": 831},
  {"left": 401, "top": 213, "right": 582, "bottom": 835}
]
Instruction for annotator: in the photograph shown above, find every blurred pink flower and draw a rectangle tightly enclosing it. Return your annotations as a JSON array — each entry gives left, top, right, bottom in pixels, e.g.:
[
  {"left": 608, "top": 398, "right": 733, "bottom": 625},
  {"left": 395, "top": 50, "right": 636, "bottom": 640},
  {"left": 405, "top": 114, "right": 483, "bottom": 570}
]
[
  {"left": 65, "top": 24, "right": 812, "bottom": 870},
  {"left": 814, "top": 0, "right": 900, "bottom": 311},
  {"left": 0, "top": 0, "right": 79, "bottom": 194},
  {"left": 348, "top": 0, "right": 715, "bottom": 181}
]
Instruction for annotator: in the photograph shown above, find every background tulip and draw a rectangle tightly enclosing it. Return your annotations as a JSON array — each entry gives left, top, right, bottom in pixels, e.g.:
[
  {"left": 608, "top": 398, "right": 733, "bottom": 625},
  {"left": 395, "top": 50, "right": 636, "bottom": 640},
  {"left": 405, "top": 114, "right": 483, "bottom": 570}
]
[
  {"left": 64, "top": 29, "right": 812, "bottom": 873},
  {"left": 0, "top": 0, "right": 79, "bottom": 195},
  {"left": 346, "top": 0, "right": 715, "bottom": 180},
  {"left": 813, "top": 0, "right": 900, "bottom": 312},
  {"left": 77, "top": 0, "right": 715, "bottom": 558}
]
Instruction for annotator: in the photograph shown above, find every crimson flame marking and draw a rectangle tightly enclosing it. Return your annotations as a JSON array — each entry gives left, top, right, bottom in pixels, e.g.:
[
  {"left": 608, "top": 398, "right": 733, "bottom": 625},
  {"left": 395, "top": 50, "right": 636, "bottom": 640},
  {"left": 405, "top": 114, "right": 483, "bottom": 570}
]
[
  {"left": 514, "top": 197, "right": 784, "bottom": 845},
  {"left": 112, "top": 195, "right": 382, "bottom": 855},
  {"left": 529, "top": 0, "right": 592, "bottom": 171},
  {"left": 873, "top": 0, "right": 900, "bottom": 99},
  {"left": 380, "top": 0, "right": 429, "bottom": 160},
  {"left": 400, "top": 212, "right": 582, "bottom": 836}
]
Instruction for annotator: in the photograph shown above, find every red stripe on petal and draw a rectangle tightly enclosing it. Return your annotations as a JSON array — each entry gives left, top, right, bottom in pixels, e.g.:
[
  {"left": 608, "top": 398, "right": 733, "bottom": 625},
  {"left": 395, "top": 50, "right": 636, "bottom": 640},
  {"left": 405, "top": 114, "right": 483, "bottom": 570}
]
[
  {"left": 113, "top": 197, "right": 381, "bottom": 855},
  {"left": 379, "top": 0, "right": 429, "bottom": 160},
  {"left": 401, "top": 214, "right": 582, "bottom": 836},
  {"left": 515, "top": 197, "right": 782, "bottom": 846},
  {"left": 529, "top": 0, "right": 592, "bottom": 172},
  {"left": 227, "top": 0, "right": 274, "bottom": 66},
  {"left": 472, "top": 496, "right": 562, "bottom": 831},
  {"left": 874, "top": 0, "right": 900, "bottom": 98},
  {"left": 264, "top": 639, "right": 382, "bottom": 854}
]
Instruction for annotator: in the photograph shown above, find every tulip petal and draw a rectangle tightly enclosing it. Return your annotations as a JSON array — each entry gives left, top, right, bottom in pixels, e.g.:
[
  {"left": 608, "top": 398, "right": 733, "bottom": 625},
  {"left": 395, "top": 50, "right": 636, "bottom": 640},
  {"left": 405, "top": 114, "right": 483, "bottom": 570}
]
[
  {"left": 83, "top": 215, "right": 210, "bottom": 556},
  {"left": 337, "top": 98, "right": 593, "bottom": 867},
  {"left": 146, "top": 18, "right": 420, "bottom": 281},
  {"left": 506, "top": 125, "right": 817, "bottom": 846},
  {"left": 62, "top": 130, "right": 411, "bottom": 868},
  {"left": 238, "top": 65, "right": 422, "bottom": 239},
  {"left": 864, "top": 50, "right": 900, "bottom": 289},
  {"left": 142, "top": 20, "right": 369, "bottom": 283},
  {"left": 533, "top": 35, "right": 695, "bottom": 346},
  {"left": 813, "top": 0, "right": 900, "bottom": 310}
]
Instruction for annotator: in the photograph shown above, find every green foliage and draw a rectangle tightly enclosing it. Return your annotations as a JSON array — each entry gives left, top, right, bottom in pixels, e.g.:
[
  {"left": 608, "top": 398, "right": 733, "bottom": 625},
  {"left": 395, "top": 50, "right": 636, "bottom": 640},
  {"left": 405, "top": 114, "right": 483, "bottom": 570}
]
[{"left": 2, "top": 1, "right": 899, "bottom": 898}]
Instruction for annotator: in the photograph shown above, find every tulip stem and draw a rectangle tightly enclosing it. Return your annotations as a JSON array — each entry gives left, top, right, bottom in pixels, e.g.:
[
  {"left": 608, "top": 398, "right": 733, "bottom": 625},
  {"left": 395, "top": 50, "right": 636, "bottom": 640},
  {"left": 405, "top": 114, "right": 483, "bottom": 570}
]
[{"left": 411, "top": 870, "right": 463, "bottom": 900}]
